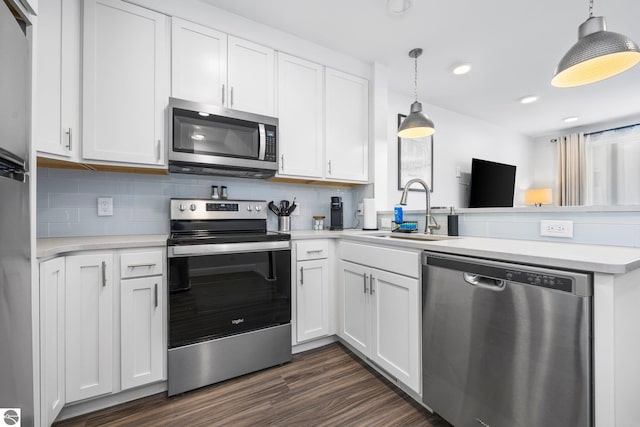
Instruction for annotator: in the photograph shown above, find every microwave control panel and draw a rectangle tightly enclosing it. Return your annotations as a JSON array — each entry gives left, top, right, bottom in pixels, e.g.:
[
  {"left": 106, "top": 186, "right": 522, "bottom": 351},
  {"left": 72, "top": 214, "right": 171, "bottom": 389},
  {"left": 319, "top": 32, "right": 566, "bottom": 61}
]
[{"left": 265, "top": 126, "right": 277, "bottom": 162}]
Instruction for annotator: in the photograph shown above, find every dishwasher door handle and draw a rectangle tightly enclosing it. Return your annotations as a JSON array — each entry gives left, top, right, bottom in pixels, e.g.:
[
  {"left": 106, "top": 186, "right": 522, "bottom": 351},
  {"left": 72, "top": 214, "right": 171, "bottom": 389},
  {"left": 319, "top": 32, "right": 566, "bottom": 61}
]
[{"left": 463, "top": 273, "right": 506, "bottom": 291}]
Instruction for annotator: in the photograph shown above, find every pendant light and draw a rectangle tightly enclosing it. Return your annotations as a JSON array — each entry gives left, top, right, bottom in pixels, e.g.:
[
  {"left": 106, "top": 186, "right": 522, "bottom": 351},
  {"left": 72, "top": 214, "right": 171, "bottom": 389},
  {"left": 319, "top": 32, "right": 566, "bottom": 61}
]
[
  {"left": 398, "top": 48, "right": 435, "bottom": 138},
  {"left": 552, "top": 0, "right": 640, "bottom": 87}
]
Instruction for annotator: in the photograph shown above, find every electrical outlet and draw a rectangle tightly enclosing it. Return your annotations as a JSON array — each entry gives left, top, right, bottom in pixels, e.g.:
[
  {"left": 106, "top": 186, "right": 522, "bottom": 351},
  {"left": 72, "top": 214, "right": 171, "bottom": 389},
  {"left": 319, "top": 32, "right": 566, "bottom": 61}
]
[
  {"left": 455, "top": 166, "right": 461, "bottom": 178},
  {"left": 97, "top": 197, "right": 113, "bottom": 217},
  {"left": 380, "top": 217, "right": 392, "bottom": 229},
  {"left": 540, "top": 220, "right": 573, "bottom": 238},
  {"left": 291, "top": 201, "right": 300, "bottom": 216}
]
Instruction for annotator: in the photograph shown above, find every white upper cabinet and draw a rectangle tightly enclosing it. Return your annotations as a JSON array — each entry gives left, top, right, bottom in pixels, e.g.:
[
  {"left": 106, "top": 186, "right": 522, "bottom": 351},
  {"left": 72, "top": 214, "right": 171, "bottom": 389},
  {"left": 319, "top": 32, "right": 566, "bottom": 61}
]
[
  {"left": 276, "top": 53, "right": 324, "bottom": 178},
  {"left": 82, "top": 0, "right": 169, "bottom": 167},
  {"left": 170, "top": 20, "right": 275, "bottom": 116},
  {"left": 34, "top": 0, "right": 81, "bottom": 159},
  {"left": 171, "top": 17, "right": 227, "bottom": 107},
  {"left": 227, "top": 36, "right": 275, "bottom": 116},
  {"left": 325, "top": 68, "right": 369, "bottom": 182}
]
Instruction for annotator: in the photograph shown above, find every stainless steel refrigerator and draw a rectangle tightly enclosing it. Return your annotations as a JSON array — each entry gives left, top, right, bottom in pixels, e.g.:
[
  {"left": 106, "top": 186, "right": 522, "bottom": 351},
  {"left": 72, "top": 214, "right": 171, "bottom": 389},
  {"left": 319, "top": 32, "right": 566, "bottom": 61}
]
[{"left": 0, "top": 0, "right": 33, "bottom": 425}]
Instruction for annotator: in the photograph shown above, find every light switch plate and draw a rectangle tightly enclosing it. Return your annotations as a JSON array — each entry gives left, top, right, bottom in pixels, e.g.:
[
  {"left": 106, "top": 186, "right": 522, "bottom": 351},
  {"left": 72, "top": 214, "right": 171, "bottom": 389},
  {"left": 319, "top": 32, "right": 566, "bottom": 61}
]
[
  {"left": 291, "top": 201, "right": 300, "bottom": 216},
  {"left": 97, "top": 197, "right": 113, "bottom": 217},
  {"left": 540, "top": 220, "right": 573, "bottom": 238}
]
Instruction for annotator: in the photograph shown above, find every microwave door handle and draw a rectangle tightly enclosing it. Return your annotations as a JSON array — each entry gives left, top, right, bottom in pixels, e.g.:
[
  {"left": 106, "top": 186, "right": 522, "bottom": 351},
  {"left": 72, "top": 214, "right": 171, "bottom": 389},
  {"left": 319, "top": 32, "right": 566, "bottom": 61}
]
[{"left": 258, "top": 123, "right": 266, "bottom": 160}]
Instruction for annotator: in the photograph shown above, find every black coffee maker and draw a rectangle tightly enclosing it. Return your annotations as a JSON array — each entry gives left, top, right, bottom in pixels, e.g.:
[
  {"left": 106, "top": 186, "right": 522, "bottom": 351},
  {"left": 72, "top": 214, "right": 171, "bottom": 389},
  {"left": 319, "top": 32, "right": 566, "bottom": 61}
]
[{"left": 330, "top": 196, "right": 343, "bottom": 230}]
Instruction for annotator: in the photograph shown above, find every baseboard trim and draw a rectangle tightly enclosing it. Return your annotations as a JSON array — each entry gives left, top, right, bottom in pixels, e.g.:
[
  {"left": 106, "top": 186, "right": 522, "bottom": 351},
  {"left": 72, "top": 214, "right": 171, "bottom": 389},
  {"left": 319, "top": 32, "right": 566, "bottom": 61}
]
[
  {"left": 292, "top": 335, "right": 338, "bottom": 354},
  {"left": 56, "top": 381, "right": 167, "bottom": 422}
]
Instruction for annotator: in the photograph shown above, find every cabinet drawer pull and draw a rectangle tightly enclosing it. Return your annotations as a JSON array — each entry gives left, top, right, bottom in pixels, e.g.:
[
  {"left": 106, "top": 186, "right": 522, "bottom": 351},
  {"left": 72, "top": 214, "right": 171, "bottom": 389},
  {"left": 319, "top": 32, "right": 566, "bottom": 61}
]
[
  {"left": 154, "top": 283, "right": 158, "bottom": 308},
  {"left": 300, "top": 266, "right": 304, "bottom": 285},
  {"left": 306, "top": 249, "right": 323, "bottom": 254},
  {"left": 64, "top": 128, "right": 72, "bottom": 150},
  {"left": 101, "top": 261, "right": 106, "bottom": 287},
  {"left": 363, "top": 273, "right": 368, "bottom": 293},
  {"left": 127, "top": 263, "right": 157, "bottom": 269}
]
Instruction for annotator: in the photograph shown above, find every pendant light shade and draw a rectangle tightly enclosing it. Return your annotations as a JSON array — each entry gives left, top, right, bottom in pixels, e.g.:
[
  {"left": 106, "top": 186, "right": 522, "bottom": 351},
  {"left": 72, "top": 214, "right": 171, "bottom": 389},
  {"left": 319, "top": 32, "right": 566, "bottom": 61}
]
[
  {"left": 398, "top": 101, "right": 435, "bottom": 138},
  {"left": 552, "top": 2, "right": 640, "bottom": 87},
  {"left": 398, "top": 48, "right": 435, "bottom": 138}
]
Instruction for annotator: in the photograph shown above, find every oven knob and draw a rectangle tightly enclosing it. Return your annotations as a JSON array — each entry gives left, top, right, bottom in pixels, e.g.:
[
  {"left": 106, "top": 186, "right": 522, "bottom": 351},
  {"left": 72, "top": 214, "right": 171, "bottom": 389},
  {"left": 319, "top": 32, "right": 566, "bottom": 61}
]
[
  {"left": 255, "top": 205, "right": 262, "bottom": 212},
  {"left": 246, "top": 205, "right": 252, "bottom": 212},
  {"left": 179, "top": 203, "right": 186, "bottom": 212},
  {"left": 190, "top": 204, "right": 197, "bottom": 212}
]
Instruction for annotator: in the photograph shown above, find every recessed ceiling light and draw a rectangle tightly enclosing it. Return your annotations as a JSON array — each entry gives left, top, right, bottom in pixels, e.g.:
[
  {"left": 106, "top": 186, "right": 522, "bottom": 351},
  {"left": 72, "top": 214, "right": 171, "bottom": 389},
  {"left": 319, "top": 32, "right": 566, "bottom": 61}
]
[
  {"left": 452, "top": 64, "right": 472, "bottom": 75},
  {"left": 563, "top": 116, "right": 579, "bottom": 123},
  {"left": 519, "top": 95, "right": 539, "bottom": 104},
  {"left": 387, "top": 0, "right": 414, "bottom": 15}
]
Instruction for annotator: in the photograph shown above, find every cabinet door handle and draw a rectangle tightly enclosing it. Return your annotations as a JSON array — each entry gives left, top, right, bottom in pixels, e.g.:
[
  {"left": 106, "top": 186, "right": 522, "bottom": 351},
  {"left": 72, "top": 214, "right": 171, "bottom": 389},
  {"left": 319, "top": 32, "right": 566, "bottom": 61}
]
[
  {"left": 328, "top": 160, "right": 332, "bottom": 175},
  {"left": 156, "top": 139, "right": 161, "bottom": 161},
  {"left": 280, "top": 154, "right": 284, "bottom": 171},
  {"left": 363, "top": 273, "right": 368, "bottom": 294},
  {"left": 101, "top": 261, "right": 106, "bottom": 287},
  {"left": 64, "top": 128, "right": 72, "bottom": 150},
  {"left": 154, "top": 283, "right": 158, "bottom": 308},
  {"left": 300, "top": 266, "right": 304, "bottom": 285},
  {"left": 127, "top": 263, "right": 157, "bottom": 269},
  {"left": 230, "top": 86, "right": 234, "bottom": 108},
  {"left": 222, "top": 84, "right": 225, "bottom": 104},
  {"left": 370, "top": 275, "right": 375, "bottom": 295}
]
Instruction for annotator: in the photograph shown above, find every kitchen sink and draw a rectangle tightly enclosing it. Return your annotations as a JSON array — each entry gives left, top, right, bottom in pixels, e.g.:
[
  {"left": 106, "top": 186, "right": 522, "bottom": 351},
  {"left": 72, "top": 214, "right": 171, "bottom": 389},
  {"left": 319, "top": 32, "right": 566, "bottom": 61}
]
[{"left": 383, "top": 233, "right": 458, "bottom": 242}]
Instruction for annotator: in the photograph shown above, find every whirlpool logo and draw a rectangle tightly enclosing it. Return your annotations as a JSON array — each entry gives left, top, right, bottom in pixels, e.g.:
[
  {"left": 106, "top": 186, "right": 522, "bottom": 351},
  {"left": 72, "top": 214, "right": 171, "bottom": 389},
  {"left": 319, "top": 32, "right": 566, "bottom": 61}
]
[
  {"left": 1, "top": 408, "right": 21, "bottom": 426},
  {"left": 231, "top": 318, "right": 245, "bottom": 325}
]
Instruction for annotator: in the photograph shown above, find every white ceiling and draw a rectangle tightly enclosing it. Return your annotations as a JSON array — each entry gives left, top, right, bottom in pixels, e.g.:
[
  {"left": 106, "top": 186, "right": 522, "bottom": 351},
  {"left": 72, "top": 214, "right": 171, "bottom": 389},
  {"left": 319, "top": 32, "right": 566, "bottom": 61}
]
[{"left": 199, "top": 0, "right": 640, "bottom": 138}]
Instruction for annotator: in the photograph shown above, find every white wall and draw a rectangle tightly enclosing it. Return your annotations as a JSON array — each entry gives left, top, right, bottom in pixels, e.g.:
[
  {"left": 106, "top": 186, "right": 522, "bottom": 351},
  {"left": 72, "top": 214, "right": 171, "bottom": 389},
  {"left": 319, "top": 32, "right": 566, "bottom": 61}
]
[{"left": 385, "top": 91, "right": 536, "bottom": 211}]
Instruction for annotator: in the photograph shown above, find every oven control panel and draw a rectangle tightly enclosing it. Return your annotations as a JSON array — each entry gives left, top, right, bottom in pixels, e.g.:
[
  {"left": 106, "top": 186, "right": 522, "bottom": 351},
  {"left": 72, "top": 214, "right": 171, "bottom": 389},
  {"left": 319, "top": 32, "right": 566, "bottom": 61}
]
[{"left": 171, "top": 199, "right": 267, "bottom": 220}]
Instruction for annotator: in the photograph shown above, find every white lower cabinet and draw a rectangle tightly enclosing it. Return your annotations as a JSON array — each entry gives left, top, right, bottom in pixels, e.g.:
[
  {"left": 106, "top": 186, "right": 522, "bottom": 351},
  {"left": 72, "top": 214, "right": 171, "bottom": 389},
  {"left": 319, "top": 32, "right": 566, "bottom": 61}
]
[
  {"left": 65, "top": 253, "right": 114, "bottom": 402},
  {"left": 338, "top": 242, "right": 421, "bottom": 394},
  {"left": 293, "top": 240, "right": 331, "bottom": 344},
  {"left": 120, "top": 276, "right": 163, "bottom": 390},
  {"left": 39, "top": 257, "right": 66, "bottom": 427},
  {"left": 39, "top": 246, "right": 165, "bottom": 423}
]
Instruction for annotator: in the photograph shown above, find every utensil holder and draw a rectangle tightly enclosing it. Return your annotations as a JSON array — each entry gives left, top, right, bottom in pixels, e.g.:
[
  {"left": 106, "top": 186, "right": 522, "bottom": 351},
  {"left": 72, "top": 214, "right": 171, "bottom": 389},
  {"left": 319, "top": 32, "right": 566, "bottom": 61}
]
[{"left": 278, "top": 216, "right": 291, "bottom": 232}]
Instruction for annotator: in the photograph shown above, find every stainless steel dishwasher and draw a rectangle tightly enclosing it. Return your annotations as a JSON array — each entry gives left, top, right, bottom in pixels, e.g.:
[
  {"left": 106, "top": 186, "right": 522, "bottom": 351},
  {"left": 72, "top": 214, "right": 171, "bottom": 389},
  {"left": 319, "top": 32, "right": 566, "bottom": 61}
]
[{"left": 422, "top": 252, "right": 593, "bottom": 427}]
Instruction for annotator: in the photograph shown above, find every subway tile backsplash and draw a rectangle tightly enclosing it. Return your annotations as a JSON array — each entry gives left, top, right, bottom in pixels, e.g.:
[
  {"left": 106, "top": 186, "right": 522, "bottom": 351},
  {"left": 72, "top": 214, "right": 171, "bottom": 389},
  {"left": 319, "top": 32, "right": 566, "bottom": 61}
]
[{"left": 37, "top": 168, "right": 373, "bottom": 238}]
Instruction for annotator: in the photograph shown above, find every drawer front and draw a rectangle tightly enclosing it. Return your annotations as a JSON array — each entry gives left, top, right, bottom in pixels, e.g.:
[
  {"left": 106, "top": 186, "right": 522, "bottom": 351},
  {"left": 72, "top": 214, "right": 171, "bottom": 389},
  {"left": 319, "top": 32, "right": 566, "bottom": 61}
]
[
  {"left": 296, "top": 240, "right": 330, "bottom": 261},
  {"left": 339, "top": 241, "right": 420, "bottom": 278},
  {"left": 120, "top": 250, "right": 163, "bottom": 278}
]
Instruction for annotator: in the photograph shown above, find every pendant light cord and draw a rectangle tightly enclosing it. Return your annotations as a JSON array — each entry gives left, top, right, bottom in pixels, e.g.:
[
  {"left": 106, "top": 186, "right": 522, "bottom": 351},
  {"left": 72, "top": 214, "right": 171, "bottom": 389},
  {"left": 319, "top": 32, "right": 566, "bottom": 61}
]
[
  {"left": 414, "top": 54, "right": 418, "bottom": 102},
  {"left": 588, "top": 0, "right": 593, "bottom": 17}
]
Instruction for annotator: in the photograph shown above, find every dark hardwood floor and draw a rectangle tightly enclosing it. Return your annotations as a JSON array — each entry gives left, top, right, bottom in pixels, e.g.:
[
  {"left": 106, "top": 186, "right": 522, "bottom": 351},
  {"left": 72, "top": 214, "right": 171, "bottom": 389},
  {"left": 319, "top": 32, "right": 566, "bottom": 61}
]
[{"left": 55, "top": 342, "right": 451, "bottom": 426}]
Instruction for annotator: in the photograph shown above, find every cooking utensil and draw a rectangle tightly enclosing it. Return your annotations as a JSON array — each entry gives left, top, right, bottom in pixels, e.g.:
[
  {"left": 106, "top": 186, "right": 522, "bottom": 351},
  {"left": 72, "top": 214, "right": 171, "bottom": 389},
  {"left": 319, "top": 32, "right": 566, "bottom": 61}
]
[
  {"left": 280, "top": 200, "right": 290, "bottom": 213},
  {"left": 288, "top": 203, "right": 297, "bottom": 215},
  {"left": 268, "top": 201, "right": 281, "bottom": 216}
]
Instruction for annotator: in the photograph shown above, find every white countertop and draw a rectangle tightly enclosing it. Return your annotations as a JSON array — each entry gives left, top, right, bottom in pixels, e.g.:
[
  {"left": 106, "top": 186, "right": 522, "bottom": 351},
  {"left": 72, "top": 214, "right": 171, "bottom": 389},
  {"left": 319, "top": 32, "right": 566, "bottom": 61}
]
[
  {"left": 37, "top": 231, "right": 640, "bottom": 274},
  {"left": 37, "top": 234, "right": 168, "bottom": 259},
  {"left": 290, "top": 230, "right": 640, "bottom": 274}
]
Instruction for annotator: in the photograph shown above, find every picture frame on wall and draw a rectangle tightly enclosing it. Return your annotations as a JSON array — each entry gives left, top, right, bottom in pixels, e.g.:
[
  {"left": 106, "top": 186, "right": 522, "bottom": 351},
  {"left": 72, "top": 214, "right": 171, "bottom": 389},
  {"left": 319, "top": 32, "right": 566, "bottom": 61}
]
[{"left": 397, "top": 113, "right": 434, "bottom": 192}]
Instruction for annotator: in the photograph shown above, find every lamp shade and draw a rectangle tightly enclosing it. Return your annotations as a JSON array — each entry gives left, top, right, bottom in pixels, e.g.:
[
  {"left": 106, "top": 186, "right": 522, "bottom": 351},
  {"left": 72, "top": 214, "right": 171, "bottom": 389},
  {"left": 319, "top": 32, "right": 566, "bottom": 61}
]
[
  {"left": 525, "top": 188, "right": 553, "bottom": 206},
  {"left": 552, "top": 16, "right": 640, "bottom": 87},
  {"left": 397, "top": 101, "right": 435, "bottom": 138}
]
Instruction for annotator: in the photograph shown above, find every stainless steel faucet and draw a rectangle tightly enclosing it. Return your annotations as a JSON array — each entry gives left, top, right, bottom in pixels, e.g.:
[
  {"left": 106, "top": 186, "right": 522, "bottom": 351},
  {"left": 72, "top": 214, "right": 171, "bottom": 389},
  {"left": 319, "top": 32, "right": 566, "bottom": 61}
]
[{"left": 399, "top": 178, "right": 441, "bottom": 234}]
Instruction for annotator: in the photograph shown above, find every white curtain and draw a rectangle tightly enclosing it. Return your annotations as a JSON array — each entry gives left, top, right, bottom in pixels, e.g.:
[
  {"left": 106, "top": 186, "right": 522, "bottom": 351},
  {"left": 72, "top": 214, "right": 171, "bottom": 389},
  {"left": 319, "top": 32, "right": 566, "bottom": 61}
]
[
  {"left": 585, "top": 124, "right": 640, "bottom": 205},
  {"left": 555, "top": 132, "right": 585, "bottom": 206}
]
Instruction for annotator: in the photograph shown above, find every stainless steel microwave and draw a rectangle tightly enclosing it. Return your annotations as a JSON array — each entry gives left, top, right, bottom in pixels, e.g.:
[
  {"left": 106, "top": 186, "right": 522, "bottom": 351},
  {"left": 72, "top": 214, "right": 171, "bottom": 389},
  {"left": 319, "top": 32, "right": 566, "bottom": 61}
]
[{"left": 168, "top": 98, "right": 278, "bottom": 178}]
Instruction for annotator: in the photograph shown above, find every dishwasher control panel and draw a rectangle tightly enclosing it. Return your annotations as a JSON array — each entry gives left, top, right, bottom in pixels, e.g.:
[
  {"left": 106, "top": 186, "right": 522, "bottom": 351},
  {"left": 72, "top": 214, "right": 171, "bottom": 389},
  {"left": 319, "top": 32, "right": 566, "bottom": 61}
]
[{"left": 505, "top": 270, "right": 573, "bottom": 293}]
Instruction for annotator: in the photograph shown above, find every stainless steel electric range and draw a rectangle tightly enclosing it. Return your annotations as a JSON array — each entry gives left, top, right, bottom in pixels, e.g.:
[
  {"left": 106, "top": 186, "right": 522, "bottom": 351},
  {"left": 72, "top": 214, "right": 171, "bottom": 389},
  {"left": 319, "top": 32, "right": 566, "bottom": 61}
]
[{"left": 167, "top": 199, "right": 292, "bottom": 396}]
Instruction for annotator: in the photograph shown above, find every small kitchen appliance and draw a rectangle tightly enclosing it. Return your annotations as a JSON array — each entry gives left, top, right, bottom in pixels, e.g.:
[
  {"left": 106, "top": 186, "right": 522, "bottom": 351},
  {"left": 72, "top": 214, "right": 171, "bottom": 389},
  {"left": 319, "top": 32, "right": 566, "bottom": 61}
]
[{"left": 330, "top": 196, "right": 343, "bottom": 230}]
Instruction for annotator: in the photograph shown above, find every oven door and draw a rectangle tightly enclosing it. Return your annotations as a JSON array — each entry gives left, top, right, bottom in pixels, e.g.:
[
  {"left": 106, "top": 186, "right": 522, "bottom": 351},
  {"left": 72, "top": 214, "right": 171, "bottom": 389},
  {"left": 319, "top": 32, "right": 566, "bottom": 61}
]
[{"left": 168, "top": 241, "right": 291, "bottom": 349}]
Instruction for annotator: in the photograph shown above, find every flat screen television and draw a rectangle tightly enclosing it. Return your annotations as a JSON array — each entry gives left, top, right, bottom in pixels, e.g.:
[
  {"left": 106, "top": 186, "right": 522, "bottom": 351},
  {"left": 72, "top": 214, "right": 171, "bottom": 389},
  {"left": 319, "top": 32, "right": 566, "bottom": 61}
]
[{"left": 468, "top": 158, "right": 517, "bottom": 208}]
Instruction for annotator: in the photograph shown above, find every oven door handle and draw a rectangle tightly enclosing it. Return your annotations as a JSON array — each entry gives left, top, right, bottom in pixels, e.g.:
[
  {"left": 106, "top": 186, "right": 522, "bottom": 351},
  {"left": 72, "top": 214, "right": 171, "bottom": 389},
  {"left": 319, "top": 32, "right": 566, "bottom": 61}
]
[{"left": 168, "top": 240, "right": 291, "bottom": 257}]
